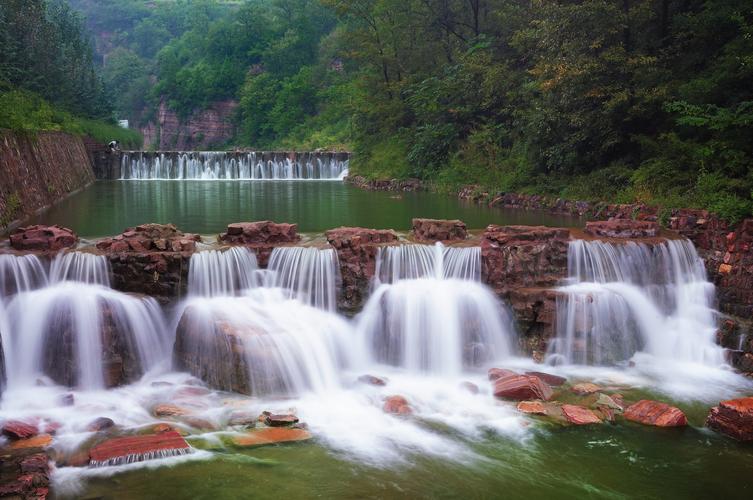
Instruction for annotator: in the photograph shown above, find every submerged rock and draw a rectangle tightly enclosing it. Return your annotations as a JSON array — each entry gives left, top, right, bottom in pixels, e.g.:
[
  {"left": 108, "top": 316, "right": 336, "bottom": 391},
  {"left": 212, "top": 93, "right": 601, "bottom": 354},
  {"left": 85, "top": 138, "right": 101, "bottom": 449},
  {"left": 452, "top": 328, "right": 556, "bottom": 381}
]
[
  {"left": 488, "top": 368, "right": 517, "bottom": 381},
  {"left": 493, "top": 374, "right": 553, "bottom": 401},
  {"left": 706, "top": 397, "right": 753, "bottom": 441},
  {"left": 412, "top": 218, "right": 467, "bottom": 242},
  {"left": 232, "top": 427, "right": 312, "bottom": 448},
  {"left": 624, "top": 400, "right": 687, "bottom": 427},
  {"left": 383, "top": 395, "right": 413, "bottom": 415},
  {"left": 358, "top": 374, "right": 387, "bottom": 386},
  {"left": 89, "top": 431, "right": 191, "bottom": 467},
  {"left": 561, "top": 405, "right": 602, "bottom": 425},
  {"left": 459, "top": 381, "right": 480, "bottom": 394},
  {"left": 86, "top": 417, "right": 115, "bottom": 432},
  {"left": 9, "top": 224, "right": 77, "bottom": 252}
]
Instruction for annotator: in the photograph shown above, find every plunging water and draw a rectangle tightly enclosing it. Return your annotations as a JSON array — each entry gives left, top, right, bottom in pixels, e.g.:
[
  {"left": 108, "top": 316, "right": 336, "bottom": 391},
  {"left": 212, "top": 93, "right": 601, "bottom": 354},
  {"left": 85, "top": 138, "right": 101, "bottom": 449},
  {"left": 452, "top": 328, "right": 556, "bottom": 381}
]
[
  {"left": 188, "top": 247, "right": 261, "bottom": 297},
  {"left": 548, "top": 239, "right": 723, "bottom": 366},
  {"left": 120, "top": 152, "right": 349, "bottom": 180},
  {"left": 266, "top": 246, "right": 339, "bottom": 311},
  {"left": 375, "top": 242, "right": 481, "bottom": 283}
]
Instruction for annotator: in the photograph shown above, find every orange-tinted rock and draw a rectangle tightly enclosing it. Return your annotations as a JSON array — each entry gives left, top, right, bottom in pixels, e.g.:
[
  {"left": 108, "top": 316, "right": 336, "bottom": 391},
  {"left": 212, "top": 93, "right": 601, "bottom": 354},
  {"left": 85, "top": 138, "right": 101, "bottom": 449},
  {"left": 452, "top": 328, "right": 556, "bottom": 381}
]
[
  {"left": 264, "top": 414, "right": 299, "bottom": 427},
  {"left": 561, "top": 405, "right": 602, "bottom": 425},
  {"left": 412, "top": 218, "right": 467, "bottom": 242},
  {"left": 9, "top": 225, "right": 77, "bottom": 251},
  {"left": 517, "top": 401, "right": 548, "bottom": 415},
  {"left": 232, "top": 427, "right": 312, "bottom": 448},
  {"left": 153, "top": 404, "right": 191, "bottom": 418},
  {"left": 624, "top": 400, "right": 687, "bottom": 427},
  {"left": 585, "top": 220, "right": 660, "bottom": 239},
  {"left": 525, "top": 371, "right": 566, "bottom": 386},
  {"left": 89, "top": 431, "right": 190, "bottom": 466},
  {"left": 2, "top": 420, "right": 38, "bottom": 440},
  {"left": 488, "top": 368, "right": 517, "bottom": 381},
  {"left": 705, "top": 397, "right": 753, "bottom": 441},
  {"left": 7, "top": 434, "right": 53, "bottom": 450},
  {"left": 383, "top": 395, "right": 413, "bottom": 415},
  {"left": 493, "top": 374, "right": 553, "bottom": 401},
  {"left": 571, "top": 383, "right": 601, "bottom": 395}
]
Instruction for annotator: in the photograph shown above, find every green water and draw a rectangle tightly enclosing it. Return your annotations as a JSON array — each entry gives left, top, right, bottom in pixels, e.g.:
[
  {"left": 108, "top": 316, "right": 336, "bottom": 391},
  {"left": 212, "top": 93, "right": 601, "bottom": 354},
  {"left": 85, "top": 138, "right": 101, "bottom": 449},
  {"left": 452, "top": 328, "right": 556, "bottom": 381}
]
[{"left": 30, "top": 181, "right": 582, "bottom": 238}]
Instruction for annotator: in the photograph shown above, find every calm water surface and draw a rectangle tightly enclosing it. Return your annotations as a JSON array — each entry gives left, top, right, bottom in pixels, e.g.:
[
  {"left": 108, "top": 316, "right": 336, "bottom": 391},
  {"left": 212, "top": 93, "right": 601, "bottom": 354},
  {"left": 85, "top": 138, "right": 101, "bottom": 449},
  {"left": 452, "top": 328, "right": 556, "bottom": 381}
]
[{"left": 31, "top": 181, "right": 582, "bottom": 237}]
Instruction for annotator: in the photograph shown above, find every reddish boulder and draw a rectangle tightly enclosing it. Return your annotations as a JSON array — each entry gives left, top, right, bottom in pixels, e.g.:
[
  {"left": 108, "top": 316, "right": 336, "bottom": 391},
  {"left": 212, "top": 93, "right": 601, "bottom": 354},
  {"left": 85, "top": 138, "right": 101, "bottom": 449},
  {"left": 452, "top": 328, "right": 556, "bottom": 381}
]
[
  {"left": 561, "top": 405, "right": 602, "bottom": 425},
  {"left": 2, "top": 420, "right": 38, "bottom": 440},
  {"left": 705, "top": 397, "right": 753, "bottom": 441},
  {"left": 89, "top": 431, "right": 191, "bottom": 466},
  {"left": 571, "top": 383, "right": 601, "bottom": 395},
  {"left": 412, "top": 218, "right": 467, "bottom": 242},
  {"left": 493, "top": 374, "right": 553, "bottom": 401},
  {"left": 9, "top": 225, "right": 77, "bottom": 251},
  {"left": 624, "top": 400, "right": 687, "bottom": 427},
  {"left": 488, "top": 368, "right": 518, "bottom": 381},
  {"left": 96, "top": 223, "right": 200, "bottom": 253},
  {"left": 584, "top": 220, "right": 660, "bottom": 239},
  {"left": 264, "top": 414, "right": 299, "bottom": 427},
  {"left": 525, "top": 371, "right": 566, "bottom": 387},
  {"left": 516, "top": 401, "right": 548, "bottom": 415},
  {"left": 383, "top": 395, "right": 413, "bottom": 415}
]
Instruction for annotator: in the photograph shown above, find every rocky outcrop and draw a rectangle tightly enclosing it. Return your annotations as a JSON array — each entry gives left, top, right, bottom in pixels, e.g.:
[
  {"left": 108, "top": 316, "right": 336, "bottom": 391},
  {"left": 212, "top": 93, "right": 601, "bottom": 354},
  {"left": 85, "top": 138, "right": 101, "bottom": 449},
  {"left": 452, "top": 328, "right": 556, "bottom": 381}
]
[
  {"left": 0, "top": 451, "right": 50, "bottom": 499},
  {"left": 141, "top": 100, "right": 238, "bottom": 151},
  {"left": 623, "top": 400, "right": 687, "bottom": 427},
  {"left": 96, "top": 224, "right": 200, "bottom": 254},
  {"left": 9, "top": 225, "right": 78, "bottom": 252},
  {"left": 219, "top": 221, "right": 300, "bottom": 266},
  {"left": 584, "top": 220, "right": 660, "bottom": 239},
  {"left": 412, "top": 218, "right": 467, "bottom": 242},
  {"left": 705, "top": 397, "right": 753, "bottom": 441},
  {"left": 1, "top": 130, "right": 95, "bottom": 233},
  {"left": 326, "top": 227, "right": 399, "bottom": 314},
  {"left": 88, "top": 431, "right": 191, "bottom": 467}
]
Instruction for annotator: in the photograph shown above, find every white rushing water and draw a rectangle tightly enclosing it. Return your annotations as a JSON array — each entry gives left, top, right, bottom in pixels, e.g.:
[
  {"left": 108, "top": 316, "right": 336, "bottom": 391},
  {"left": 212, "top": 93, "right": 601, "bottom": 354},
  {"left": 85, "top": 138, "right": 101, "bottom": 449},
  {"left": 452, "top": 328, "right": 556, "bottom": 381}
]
[
  {"left": 120, "top": 152, "right": 349, "bottom": 180},
  {"left": 188, "top": 247, "right": 261, "bottom": 297}
]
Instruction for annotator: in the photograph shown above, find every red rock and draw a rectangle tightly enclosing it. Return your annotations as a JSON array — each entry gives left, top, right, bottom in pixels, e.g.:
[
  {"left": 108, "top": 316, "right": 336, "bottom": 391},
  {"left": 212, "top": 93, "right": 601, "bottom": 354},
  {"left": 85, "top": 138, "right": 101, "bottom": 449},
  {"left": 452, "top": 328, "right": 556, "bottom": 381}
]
[
  {"left": 96, "top": 224, "right": 201, "bottom": 254},
  {"left": 232, "top": 427, "right": 312, "bottom": 448},
  {"left": 9, "top": 225, "right": 77, "bottom": 251},
  {"left": 584, "top": 220, "right": 660, "bottom": 239},
  {"left": 488, "top": 368, "right": 517, "bottom": 381},
  {"left": 8, "top": 434, "right": 53, "bottom": 450},
  {"left": 358, "top": 374, "right": 387, "bottom": 386},
  {"left": 153, "top": 404, "right": 191, "bottom": 418},
  {"left": 264, "top": 414, "right": 299, "bottom": 427},
  {"left": 571, "top": 383, "right": 601, "bottom": 395},
  {"left": 525, "top": 371, "right": 566, "bottom": 386},
  {"left": 86, "top": 417, "right": 115, "bottom": 432},
  {"left": 89, "top": 431, "right": 190, "bottom": 466},
  {"left": 493, "top": 374, "right": 553, "bottom": 401},
  {"left": 624, "top": 400, "right": 687, "bottom": 427},
  {"left": 412, "top": 218, "right": 467, "bottom": 242},
  {"left": 705, "top": 397, "right": 753, "bottom": 441},
  {"left": 219, "top": 221, "right": 300, "bottom": 245},
  {"left": 383, "top": 395, "right": 413, "bottom": 415},
  {"left": 561, "top": 405, "right": 602, "bottom": 425},
  {"left": 20, "top": 454, "right": 49, "bottom": 474},
  {"left": 2, "top": 420, "right": 39, "bottom": 440},
  {"left": 517, "top": 401, "right": 547, "bottom": 415}
]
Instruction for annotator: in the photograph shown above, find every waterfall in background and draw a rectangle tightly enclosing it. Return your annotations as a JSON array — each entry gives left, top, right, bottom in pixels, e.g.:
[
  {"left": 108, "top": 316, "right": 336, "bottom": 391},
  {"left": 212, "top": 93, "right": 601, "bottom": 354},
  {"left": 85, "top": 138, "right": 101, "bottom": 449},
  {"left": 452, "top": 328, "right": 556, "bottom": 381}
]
[
  {"left": 357, "top": 243, "right": 514, "bottom": 375},
  {"left": 547, "top": 239, "right": 723, "bottom": 366},
  {"left": 120, "top": 151, "right": 349, "bottom": 180}
]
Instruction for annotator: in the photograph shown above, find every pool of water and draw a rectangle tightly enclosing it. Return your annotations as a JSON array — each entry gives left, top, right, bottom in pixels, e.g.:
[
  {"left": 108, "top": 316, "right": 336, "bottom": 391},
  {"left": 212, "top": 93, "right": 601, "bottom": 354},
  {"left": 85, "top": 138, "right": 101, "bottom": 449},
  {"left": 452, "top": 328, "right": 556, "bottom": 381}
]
[{"left": 30, "top": 181, "right": 583, "bottom": 238}]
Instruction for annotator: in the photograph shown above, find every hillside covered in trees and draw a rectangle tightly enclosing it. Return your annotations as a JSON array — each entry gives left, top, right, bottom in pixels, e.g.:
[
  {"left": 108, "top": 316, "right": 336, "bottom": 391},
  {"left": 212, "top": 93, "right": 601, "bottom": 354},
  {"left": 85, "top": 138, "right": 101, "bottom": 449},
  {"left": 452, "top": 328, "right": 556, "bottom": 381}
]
[{"left": 5, "top": 0, "right": 753, "bottom": 220}]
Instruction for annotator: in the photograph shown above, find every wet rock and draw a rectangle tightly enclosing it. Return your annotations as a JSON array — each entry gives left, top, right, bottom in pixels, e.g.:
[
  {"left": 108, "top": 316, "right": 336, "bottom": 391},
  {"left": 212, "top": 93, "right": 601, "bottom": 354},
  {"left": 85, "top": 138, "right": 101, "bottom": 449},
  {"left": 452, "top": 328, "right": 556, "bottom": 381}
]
[
  {"left": 86, "top": 417, "right": 115, "bottom": 432},
  {"left": 181, "top": 416, "right": 217, "bottom": 431},
  {"left": 593, "top": 394, "right": 624, "bottom": 412},
  {"left": 219, "top": 221, "right": 300, "bottom": 265},
  {"left": 89, "top": 431, "right": 191, "bottom": 467},
  {"left": 493, "top": 374, "right": 553, "bottom": 401},
  {"left": 152, "top": 423, "right": 176, "bottom": 434},
  {"left": 584, "top": 220, "right": 660, "bottom": 239},
  {"left": 705, "top": 397, "right": 753, "bottom": 441},
  {"left": 0, "top": 452, "right": 50, "bottom": 499},
  {"left": 153, "top": 404, "right": 191, "bottom": 418},
  {"left": 358, "top": 374, "right": 387, "bottom": 386},
  {"left": 7, "top": 434, "right": 53, "bottom": 451},
  {"left": 561, "top": 405, "right": 602, "bottom": 425},
  {"left": 488, "top": 368, "right": 517, "bottom": 381},
  {"left": 232, "top": 427, "right": 312, "bottom": 448},
  {"left": 383, "top": 395, "right": 413, "bottom": 415},
  {"left": 2, "top": 420, "right": 38, "bottom": 440},
  {"left": 525, "top": 371, "right": 566, "bottom": 387},
  {"left": 58, "top": 393, "right": 75, "bottom": 407},
  {"left": 624, "top": 400, "right": 688, "bottom": 427},
  {"left": 9, "top": 224, "right": 78, "bottom": 252},
  {"left": 228, "top": 411, "right": 257, "bottom": 428},
  {"left": 96, "top": 223, "right": 200, "bottom": 254},
  {"left": 264, "top": 414, "right": 299, "bottom": 427},
  {"left": 516, "top": 401, "right": 548, "bottom": 415},
  {"left": 412, "top": 218, "right": 467, "bottom": 242},
  {"left": 459, "top": 381, "right": 479, "bottom": 394},
  {"left": 571, "top": 383, "right": 601, "bottom": 395}
]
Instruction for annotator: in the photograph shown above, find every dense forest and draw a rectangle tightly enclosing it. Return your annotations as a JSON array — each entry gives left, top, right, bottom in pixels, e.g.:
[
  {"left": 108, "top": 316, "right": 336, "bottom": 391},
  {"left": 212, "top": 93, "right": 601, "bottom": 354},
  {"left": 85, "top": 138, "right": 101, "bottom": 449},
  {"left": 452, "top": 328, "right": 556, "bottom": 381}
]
[{"left": 4, "top": 0, "right": 753, "bottom": 220}]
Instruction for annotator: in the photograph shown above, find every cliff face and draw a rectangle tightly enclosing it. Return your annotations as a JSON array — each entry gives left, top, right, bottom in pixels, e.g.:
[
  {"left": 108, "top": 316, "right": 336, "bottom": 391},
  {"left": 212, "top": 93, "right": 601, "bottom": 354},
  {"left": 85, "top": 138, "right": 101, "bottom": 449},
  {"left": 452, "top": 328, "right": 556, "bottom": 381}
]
[
  {"left": 141, "top": 100, "right": 238, "bottom": 150},
  {"left": 0, "top": 130, "right": 95, "bottom": 232}
]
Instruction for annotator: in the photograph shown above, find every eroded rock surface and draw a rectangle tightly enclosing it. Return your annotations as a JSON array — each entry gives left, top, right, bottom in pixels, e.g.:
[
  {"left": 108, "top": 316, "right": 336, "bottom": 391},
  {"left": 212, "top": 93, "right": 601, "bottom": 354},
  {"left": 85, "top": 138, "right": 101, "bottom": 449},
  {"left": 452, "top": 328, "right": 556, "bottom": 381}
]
[{"left": 412, "top": 218, "right": 467, "bottom": 242}]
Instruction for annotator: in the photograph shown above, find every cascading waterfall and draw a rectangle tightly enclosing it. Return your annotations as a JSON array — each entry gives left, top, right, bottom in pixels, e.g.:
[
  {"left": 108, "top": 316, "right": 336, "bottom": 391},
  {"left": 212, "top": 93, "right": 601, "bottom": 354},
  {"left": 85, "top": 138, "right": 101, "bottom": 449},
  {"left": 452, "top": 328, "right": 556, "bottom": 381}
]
[
  {"left": 0, "top": 252, "right": 170, "bottom": 390},
  {"left": 188, "top": 247, "right": 261, "bottom": 297},
  {"left": 547, "top": 239, "right": 723, "bottom": 366},
  {"left": 356, "top": 243, "right": 514, "bottom": 375},
  {"left": 266, "top": 246, "right": 339, "bottom": 311},
  {"left": 120, "top": 151, "right": 349, "bottom": 180}
]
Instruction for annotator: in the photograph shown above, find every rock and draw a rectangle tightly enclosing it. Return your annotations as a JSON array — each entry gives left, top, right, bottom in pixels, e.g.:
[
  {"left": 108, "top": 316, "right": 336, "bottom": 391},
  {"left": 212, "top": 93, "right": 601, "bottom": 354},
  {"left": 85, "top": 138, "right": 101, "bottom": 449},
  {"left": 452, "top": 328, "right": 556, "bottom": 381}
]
[
  {"left": 412, "top": 218, "right": 467, "bottom": 242},
  {"left": 59, "top": 393, "right": 75, "bottom": 406},
  {"left": 228, "top": 411, "right": 257, "bottom": 428},
  {"left": 2, "top": 420, "right": 38, "bottom": 440},
  {"left": 383, "top": 395, "right": 413, "bottom": 415},
  {"left": 561, "top": 405, "right": 602, "bottom": 425},
  {"left": 86, "top": 417, "right": 115, "bottom": 432},
  {"left": 218, "top": 221, "right": 300, "bottom": 265},
  {"left": 152, "top": 423, "right": 176, "bottom": 434},
  {"left": 571, "top": 383, "right": 601, "bottom": 395},
  {"left": 96, "top": 224, "right": 201, "bottom": 254},
  {"left": 459, "top": 381, "right": 479, "bottom": 394},
  {"left": 9, "top": 224, "right": 78, "bottom": 251},
  {"left": 584, "top": 220, "right": 660, "bottom": 239},
  {"left": 0, "top": 452, "right": 50, "bottom": 499},
  {"left": 232, "top": 427, "right": 312, "bottom": 448},
  {"left": 705, "top": 397, "right": 753, "bottom": 441},
  {"left": 516, "top": 401, "right": 548, "bottom": 415},
  {"left": 153, "top": 404, "right": 191, "bottom": 418},
  {"left": 624, "top": 400, "right": 688, "bottom": 427},
  {"left": 89, "top": 431, "right": 191, "bottom": 467},
  {"left": 7, "top": 434, "right": 53, "bottom": 451},
  {"left": 264, "top": 414, "right": 299, "bottom": 427},
  {"left": 488, "top": 368, "right": 517, "bottom": 381},
  {"left": 182, "top": 416, "right": 217, "bottom": 431},
  {"left": 525, "top": 371, "right": 566, "bottom": 386},
  {"left": 493, "top": 374, "right": 553, "bottom": 401},
  {"left": 358, "top": 374, "right": 387, "bottom": 386},
  {"left": 594, "top": 393, "right": 624, "bottom": 412}
]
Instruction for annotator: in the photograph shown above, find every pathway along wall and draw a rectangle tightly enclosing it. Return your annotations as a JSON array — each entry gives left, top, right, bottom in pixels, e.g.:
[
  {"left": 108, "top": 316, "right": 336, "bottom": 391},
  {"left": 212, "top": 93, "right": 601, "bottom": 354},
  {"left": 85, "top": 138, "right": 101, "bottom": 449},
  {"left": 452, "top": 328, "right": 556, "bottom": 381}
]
[{"left": 0, "top": 130, "right": 96, "bottom": 233}]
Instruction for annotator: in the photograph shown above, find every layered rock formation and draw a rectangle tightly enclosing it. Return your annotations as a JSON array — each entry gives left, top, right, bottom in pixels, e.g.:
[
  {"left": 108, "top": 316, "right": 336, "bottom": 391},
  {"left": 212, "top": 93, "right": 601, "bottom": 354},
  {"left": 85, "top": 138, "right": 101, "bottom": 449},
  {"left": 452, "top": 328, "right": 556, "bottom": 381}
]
[
  {"left": 219, "top": 221, "right": 300, "bottom": 266},
  {"left": 706, "top": 397, "right": 753, "bottom": 441},
  {"left": 412, "top": 218, "right": 467, "bottom": 242},
  {"left": 141, "top": 100, "right": 238, "bottom": 151},
  {"left": 9, "top": 225, "right": 77, "bottom": 252}
]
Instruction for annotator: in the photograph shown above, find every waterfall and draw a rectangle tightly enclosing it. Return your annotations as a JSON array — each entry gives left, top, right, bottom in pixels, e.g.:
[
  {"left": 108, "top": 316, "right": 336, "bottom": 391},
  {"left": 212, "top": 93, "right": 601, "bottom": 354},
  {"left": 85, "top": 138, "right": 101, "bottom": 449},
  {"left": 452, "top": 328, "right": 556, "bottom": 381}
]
[
  {"left": 547, "top": 239, "right": 723, "bottom": 366},
  {"left": 0, "top": 254, "right": 47, "bottom": 300},
  {"left": 188, "top": 247, "right": 261, "bottom": 297},
  {"left": 120, "top": 151, "right": 349, "bottom": 180},
  {"left": 266, "top": 246, "right": 339, "bottom": 311},
  {"left": 49, "top": 252, "right": 111, "bottom": 286},
  {"left": 356, "top": 243, "right": 514, "bottom": 375}
]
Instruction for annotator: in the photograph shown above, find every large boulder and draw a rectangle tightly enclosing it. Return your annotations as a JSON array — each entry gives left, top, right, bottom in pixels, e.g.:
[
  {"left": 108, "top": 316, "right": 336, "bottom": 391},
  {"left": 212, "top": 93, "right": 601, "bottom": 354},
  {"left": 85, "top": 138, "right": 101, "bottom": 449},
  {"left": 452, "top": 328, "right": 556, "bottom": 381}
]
[
  {"left": 584, "top": 220, "right": 660, "bottom": 239},
  {"left": 96, "top": 223, "right": 200, "bottom": 253},
  {"left": 624, "top": 400, "right": 687, "bottom": 427},
  {"left": 219, "top": 221, "right": 300, "bottom": 265},
  {"left": 705, "top": 397, "right": 753, "bottom": 441},
  {"left": 9, "top": 225, "right": 77, "bottom": 252},
  {"left": 412, "top": 218, "right": 467, "bottom": 242},
  {"left": 492, "top": 373, "right": 553, "bottom": 401}
]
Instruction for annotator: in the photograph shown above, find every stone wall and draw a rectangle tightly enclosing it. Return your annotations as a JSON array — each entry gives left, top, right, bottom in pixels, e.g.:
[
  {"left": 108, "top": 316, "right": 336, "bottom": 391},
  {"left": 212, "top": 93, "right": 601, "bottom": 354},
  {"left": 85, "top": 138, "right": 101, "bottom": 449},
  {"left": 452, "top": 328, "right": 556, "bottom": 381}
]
[{"left": 0, "top": 130, "right": 95, "bottom": 233}]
